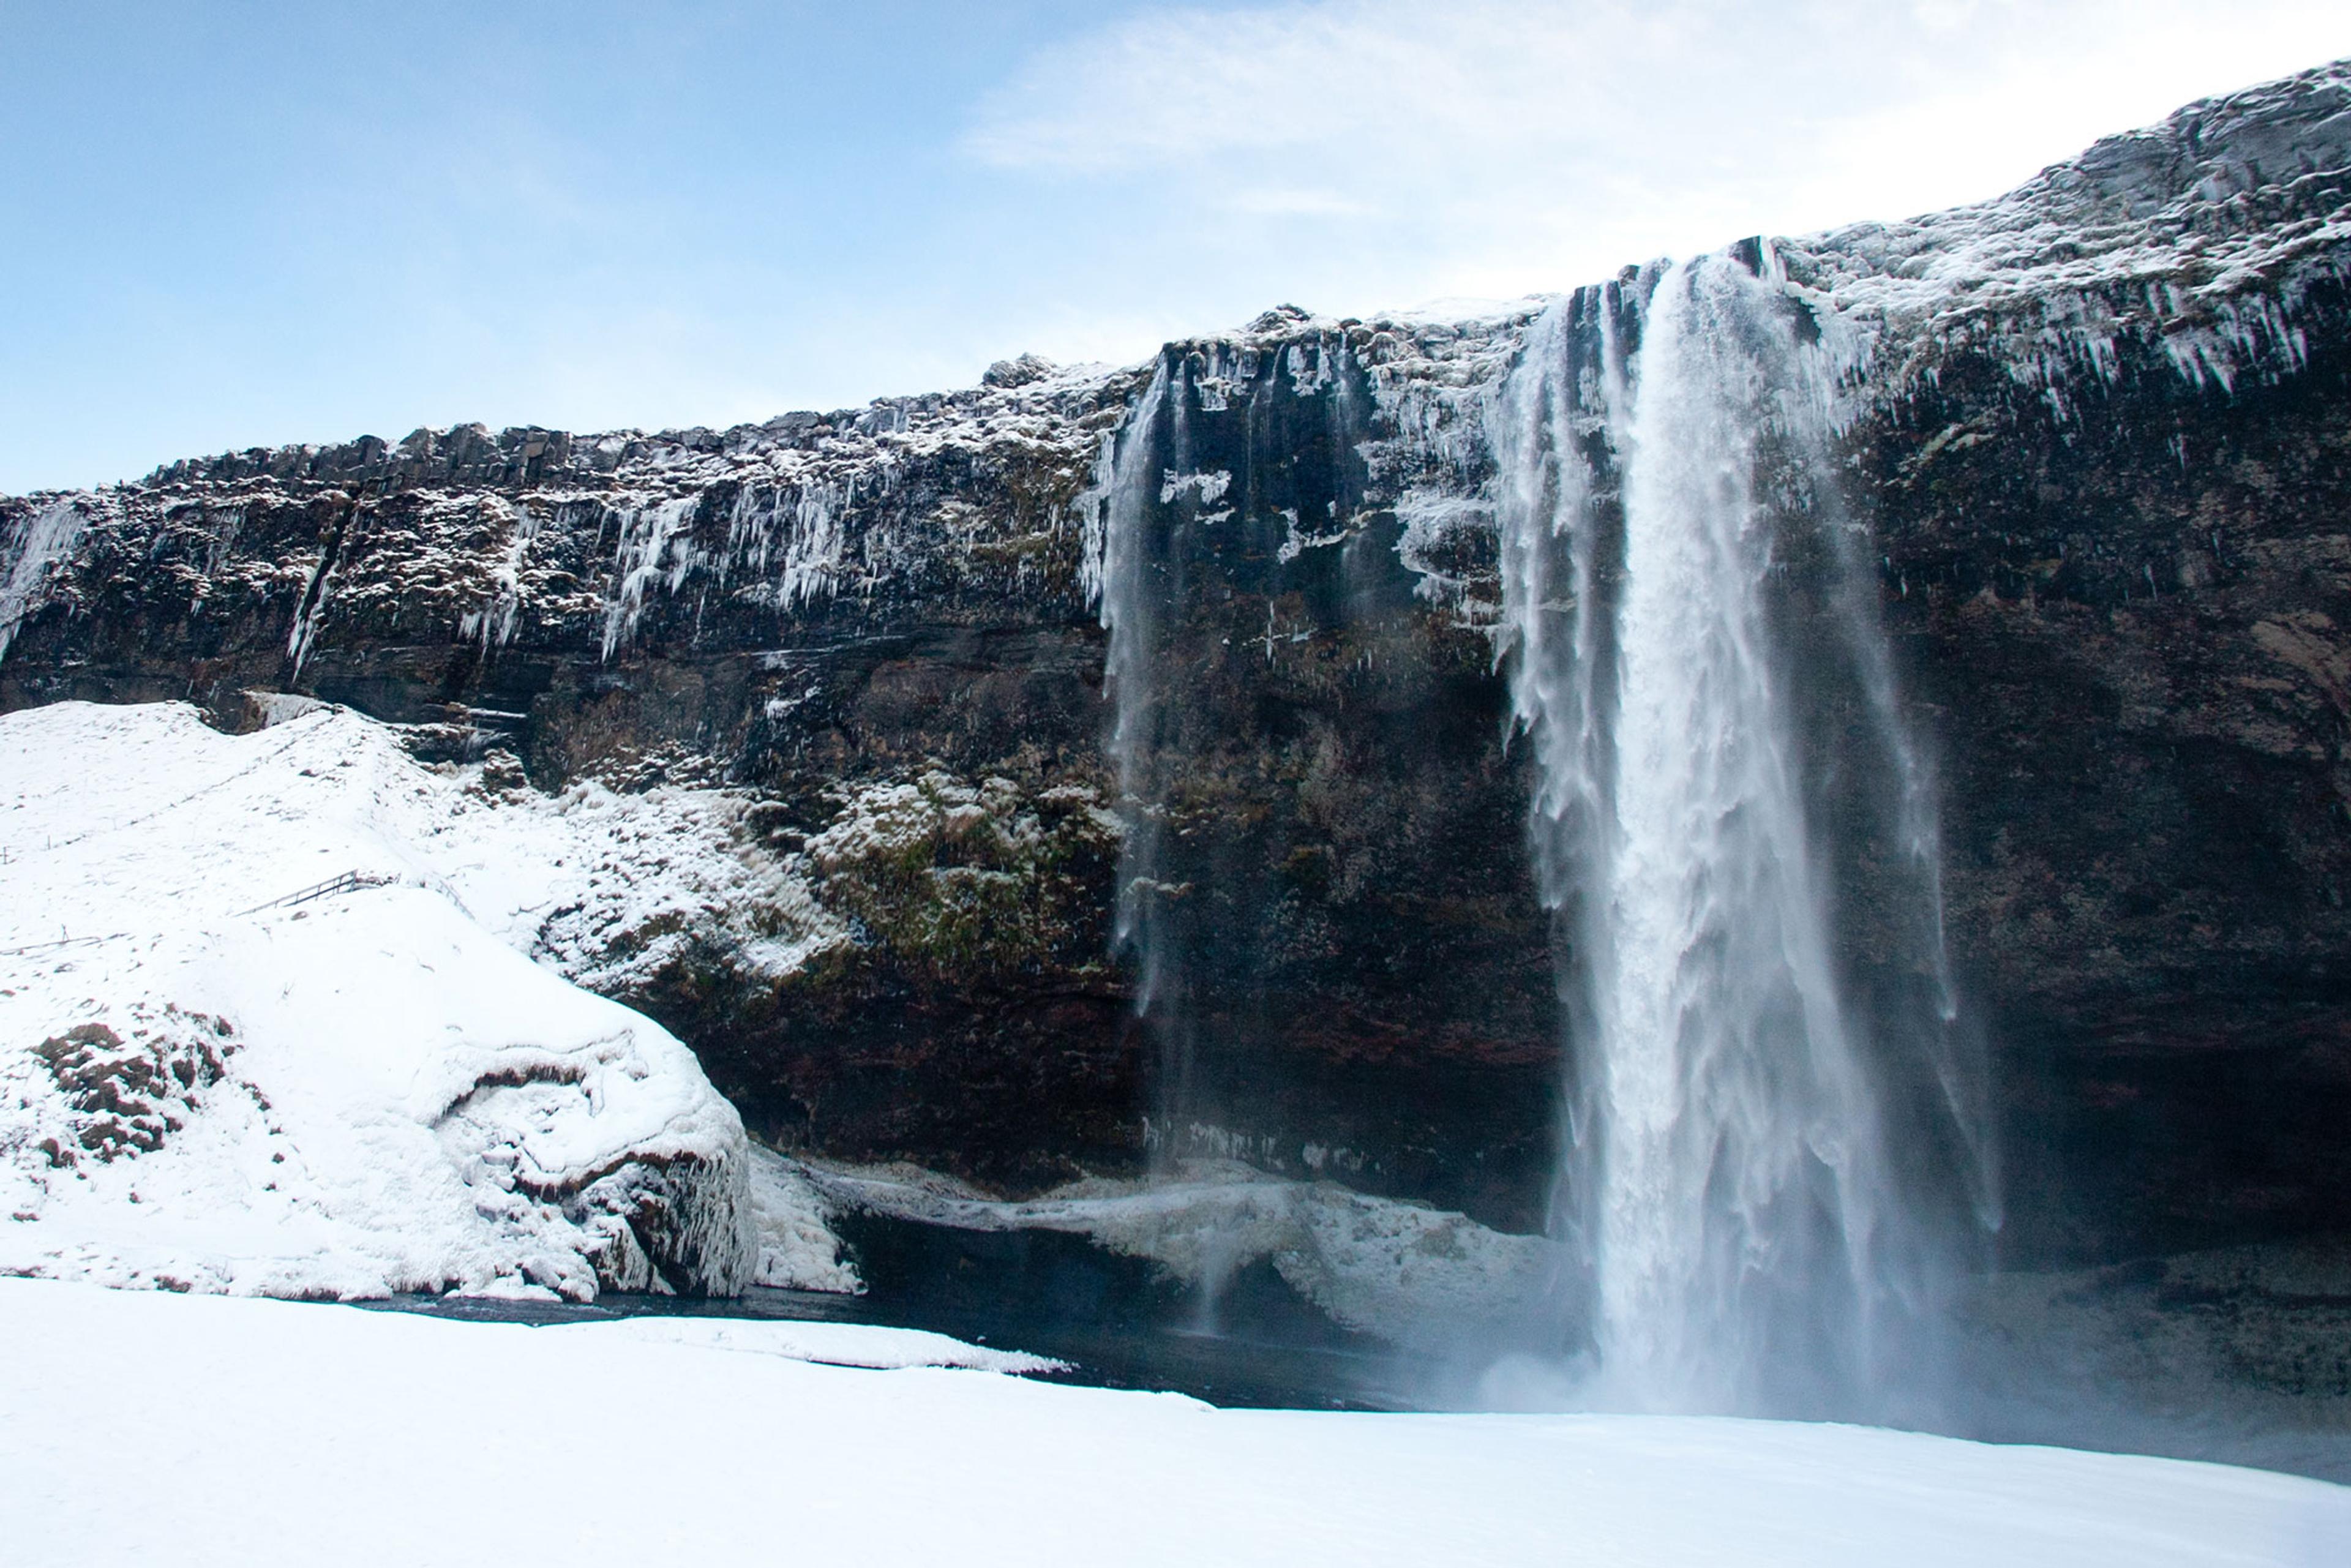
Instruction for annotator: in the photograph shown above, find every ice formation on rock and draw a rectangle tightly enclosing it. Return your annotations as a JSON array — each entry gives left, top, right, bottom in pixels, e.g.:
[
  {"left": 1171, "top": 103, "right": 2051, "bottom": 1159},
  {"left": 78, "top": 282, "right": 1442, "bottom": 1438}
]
[
  {"left": 796, "top": 1157, "right": 1558, "bottom": 1353},
  {"left": 0, "top": 497, "right": 98, "bottom": 662}
]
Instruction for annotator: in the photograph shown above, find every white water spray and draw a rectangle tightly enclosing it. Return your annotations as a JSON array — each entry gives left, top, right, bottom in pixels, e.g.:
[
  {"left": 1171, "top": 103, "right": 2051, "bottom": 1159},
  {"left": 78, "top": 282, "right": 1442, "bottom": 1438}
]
[{"left": 1499, "top": 255, "right": 1974, "bottom": 1413}]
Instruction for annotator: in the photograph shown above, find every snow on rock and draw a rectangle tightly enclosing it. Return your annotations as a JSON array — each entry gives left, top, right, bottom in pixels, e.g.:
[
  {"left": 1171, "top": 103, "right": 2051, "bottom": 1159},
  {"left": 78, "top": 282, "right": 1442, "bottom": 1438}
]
[
  {"left": 5, "top": 1276, "right": 2345, "bottom": 1567},
  {"left": 464, "top": 760, "right": 845, "bottom": 996},
  {"left": 0, "top": 699, "right": 793, "bottom": 1299},
  {"left": 798, "top": 1157, "right": 1558, "bottom": 1352},
  {"left": 1787, "top": 59, "right": 2351, "bottom": 411},
  {"left": 6, "top": 69, "right": 2340, "bottom": 696},
  {"left": 794, "top": 765, "right": 1120, "bottom": 981},
  {"left": 747, "top": 1142, "right": 861, "bottom": 1292},
  {"left": 109, "top": 353, "right": 1141, "bottom": 666}
]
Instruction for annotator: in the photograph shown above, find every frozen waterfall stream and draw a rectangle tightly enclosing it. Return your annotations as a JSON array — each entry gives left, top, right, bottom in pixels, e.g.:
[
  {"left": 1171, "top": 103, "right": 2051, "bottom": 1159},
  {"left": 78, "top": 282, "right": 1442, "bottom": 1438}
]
[{"left": 1497, "top": 252, "right": 1987, "bottom": 1416}]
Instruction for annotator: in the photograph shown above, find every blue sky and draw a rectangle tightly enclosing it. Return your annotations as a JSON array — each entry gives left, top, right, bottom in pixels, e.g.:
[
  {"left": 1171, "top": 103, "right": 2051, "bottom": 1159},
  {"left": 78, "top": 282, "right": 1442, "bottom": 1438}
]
[{"left": 4, "top": 0, "right": 2343, "bottom": 492}]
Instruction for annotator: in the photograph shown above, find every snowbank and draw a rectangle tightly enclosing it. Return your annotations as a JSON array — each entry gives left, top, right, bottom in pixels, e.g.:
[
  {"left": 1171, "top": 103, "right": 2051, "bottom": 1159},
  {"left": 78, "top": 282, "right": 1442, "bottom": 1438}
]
[
  {"left": 3, "top": 1277, "right": 2341, "bottom": 1567},
  {"left": 546, "top": 1312, "right": 1064, "bottom": 1375},
  {"left": 0, "top": 700, "right": 780, "bottom": 1298}
]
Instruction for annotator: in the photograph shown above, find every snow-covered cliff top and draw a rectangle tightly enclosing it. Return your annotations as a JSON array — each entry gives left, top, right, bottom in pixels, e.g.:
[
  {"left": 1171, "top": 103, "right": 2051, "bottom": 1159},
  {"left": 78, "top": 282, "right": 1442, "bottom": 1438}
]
[
  {"left": 72, "top": 60, "right": 2344, "bottom": 512},
  {"left": 1785, "top": 56, "right": 2351, "bottom": 399},
  {"left": 2, "top": 60, "right": 2345, "bottom": 687}
]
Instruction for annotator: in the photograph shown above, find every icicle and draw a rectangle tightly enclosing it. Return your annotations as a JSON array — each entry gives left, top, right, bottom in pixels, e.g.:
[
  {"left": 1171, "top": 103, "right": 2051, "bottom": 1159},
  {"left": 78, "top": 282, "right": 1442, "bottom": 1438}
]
[
  {"left": 0, "top": 499, "right": 91, "bottom": 664},
  {"left": 601, "top": 497, "right": 699, "bottom": 661}
]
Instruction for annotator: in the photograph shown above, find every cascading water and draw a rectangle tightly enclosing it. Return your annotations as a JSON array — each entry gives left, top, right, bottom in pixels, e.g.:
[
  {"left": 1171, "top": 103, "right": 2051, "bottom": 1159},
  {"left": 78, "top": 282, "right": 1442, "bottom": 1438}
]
[
  {"left": 1093, "top": 337, "right": 1377, "bottom": 1193},
  {"left": 1093, "top": 361, "right": 1200, "bottom": 1165},
  {"left": 1096, "top": 364, "right": 1177, "bottom": 1005},
  {"left": 1088, "top": 298, "right": 1974, "bottom": 1378},
  {"left": 1497, "top": 252, "right": 1987, "bottom": 1416}
]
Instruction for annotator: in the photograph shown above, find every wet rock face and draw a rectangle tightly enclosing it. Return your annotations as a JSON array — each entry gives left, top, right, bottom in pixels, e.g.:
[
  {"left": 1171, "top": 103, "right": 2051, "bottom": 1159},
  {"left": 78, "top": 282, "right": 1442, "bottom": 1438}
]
[
  {"left": 0, "top": 318, "right": 1565, "bottom": 1232},
  {"left": 1862, "top": 278, "right": 2351, "bottom": 1262},
  {"left": 1095, "top": 337, "right": 1559, "bottom": 1229},
  {"left": 4, "top": 64, "right": 2348, "bottom": 1262},
  {"left": 0, "top": 373, "right": 1166, "bottom": 1209}
]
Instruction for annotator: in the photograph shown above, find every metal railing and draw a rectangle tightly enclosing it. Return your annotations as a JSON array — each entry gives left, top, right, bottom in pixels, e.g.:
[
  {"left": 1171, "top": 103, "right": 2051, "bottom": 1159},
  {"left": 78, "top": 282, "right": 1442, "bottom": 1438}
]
[{"left": 234, "top": 869, "right": 398, "bottom": 918}]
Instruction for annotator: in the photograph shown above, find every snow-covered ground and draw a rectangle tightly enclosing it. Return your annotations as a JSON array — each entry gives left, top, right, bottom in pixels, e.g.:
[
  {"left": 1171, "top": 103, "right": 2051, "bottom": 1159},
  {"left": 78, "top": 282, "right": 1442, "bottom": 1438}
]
[
  {"left": 0, "top": 699, "right": 850, "bottom": 1299},
  {"left": 2, "top": 1277, "right": 2341, "bottom": 1566}
]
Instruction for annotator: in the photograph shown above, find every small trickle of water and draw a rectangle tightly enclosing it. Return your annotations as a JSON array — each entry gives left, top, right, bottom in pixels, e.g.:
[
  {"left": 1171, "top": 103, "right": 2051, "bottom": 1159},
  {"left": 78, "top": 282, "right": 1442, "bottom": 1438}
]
[
  {"left": 1096, "top": 362, "right": 1176, "bottom": 1015},
  {"left": 1498, "top": 253, "right": 1984, "bottom": 1416},
  {"left": 1092, "top": 336, "right": 1376, "bottom": 1180}
]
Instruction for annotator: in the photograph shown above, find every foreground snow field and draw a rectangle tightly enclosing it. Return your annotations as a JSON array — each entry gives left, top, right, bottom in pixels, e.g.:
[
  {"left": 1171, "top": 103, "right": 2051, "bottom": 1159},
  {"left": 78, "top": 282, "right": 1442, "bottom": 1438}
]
[
  {"left": 2, "top": 1281, "right": 2341, "bottom": 1567},
  {"left": 0, "top": 700, "right": 801, "bottom": 1297}
]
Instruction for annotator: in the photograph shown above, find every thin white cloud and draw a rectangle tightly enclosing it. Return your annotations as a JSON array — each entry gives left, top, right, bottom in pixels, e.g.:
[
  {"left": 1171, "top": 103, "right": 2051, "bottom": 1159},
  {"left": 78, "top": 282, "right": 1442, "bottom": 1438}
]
[
  {"left": 964, "top": 0, "right": 2350, "bottom": 306},
  {"left": 1223, "top": 186, "right": 1383, "bottom": 218}
]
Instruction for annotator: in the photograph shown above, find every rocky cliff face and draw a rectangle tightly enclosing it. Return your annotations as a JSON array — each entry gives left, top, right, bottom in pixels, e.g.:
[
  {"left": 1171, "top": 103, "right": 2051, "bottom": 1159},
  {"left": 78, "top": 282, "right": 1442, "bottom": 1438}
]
[
  {"left": 5, "top": 62, "right": 2347, "bottom": 1266},
  {"left": 1816, "top": 67, "right": 2351, "bottom": 1259}
]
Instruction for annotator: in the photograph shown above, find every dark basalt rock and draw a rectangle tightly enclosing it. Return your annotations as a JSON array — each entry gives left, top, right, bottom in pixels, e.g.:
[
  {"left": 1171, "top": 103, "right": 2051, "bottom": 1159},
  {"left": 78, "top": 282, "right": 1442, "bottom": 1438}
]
[
  {"left": 6, "top": 61, "right": 2350, "bottom": 1265},
  {"left": 1864, "top": 281, "right": 2351, "bottom": 1262}
]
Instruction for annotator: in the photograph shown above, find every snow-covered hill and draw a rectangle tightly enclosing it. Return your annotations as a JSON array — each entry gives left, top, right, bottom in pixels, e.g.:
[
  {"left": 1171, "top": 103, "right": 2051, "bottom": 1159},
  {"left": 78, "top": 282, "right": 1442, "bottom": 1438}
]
[{"left": 0, "top": 699, "right": 840, "bottom": 1298}]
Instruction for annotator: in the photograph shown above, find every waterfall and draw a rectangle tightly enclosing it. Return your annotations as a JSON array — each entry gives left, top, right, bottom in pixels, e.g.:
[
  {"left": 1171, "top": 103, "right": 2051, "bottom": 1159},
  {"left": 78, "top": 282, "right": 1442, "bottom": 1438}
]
[
  {"left": 1095, "top": 361, "right": 1205, "bottom": 1167},
  {"left": 1498, "top": 253, "right": 1984, "bottom": 1415},
  {"left": 1092, "top": 335, "right": 1377, "bottom": 1190},
  {"left": 1098, "top": 362, "right": 1176, "bottom": 1020}
]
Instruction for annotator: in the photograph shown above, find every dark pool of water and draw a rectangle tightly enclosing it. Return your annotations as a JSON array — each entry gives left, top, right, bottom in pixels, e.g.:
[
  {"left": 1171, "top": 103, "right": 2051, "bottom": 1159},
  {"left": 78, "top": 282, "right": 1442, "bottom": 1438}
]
[
  {"left": 359, "top": 1281, "right": 1427, "bottom": 1410},
  {"left": 356, "top": 1211, "right": 1431, "bottom": 1411}
]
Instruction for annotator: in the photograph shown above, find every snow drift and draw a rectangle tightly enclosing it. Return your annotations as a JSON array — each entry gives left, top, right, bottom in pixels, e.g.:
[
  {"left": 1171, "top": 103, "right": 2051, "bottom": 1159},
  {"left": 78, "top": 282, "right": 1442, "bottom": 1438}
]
[{"left": 0, "top": 699, "right": 777, "bottom": 1299}]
